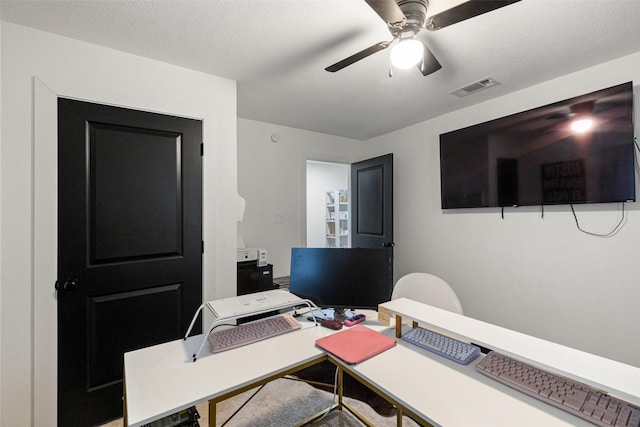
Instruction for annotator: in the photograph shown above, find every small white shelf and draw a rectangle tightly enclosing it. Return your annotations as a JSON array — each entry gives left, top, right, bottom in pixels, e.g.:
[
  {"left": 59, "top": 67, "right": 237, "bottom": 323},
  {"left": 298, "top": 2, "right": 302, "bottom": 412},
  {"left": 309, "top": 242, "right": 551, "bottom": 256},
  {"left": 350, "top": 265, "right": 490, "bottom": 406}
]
[{"left": 325, "top": 190, "right": 349, "bottom": 248}]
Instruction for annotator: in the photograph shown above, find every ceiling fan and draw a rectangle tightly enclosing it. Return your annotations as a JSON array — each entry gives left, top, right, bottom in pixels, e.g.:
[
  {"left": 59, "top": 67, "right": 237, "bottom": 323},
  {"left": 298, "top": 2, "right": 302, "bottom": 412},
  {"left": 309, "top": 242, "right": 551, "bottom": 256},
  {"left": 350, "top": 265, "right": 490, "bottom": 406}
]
[{"left": 325, "top": 0, "right": 521, "bottom": 76}]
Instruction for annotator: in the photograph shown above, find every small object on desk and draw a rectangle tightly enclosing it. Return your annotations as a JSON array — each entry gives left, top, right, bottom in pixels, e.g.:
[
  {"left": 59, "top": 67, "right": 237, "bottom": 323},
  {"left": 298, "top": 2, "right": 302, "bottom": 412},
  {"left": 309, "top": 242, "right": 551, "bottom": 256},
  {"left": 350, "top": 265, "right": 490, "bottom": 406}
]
[
  {"left": 307, "top": 310, "right": 330, "bottom": 321},
  {"left": 376, "top": 305, "right": 392, "bottom": 325},
  {"left": 320, "top": 318, "right": 343, "bottom": 330},
  {"left": 476, "top": 351, "right": 640, "bottom": 427},
  {"left": 316, "top": 324, "right": 396, "bottom": 364},
  {"left": 207, "top": 314, "right": 301, "bottom": 353},
  {"left": 344, "top": 313, "right": 366, "bottom": 327},
  {"left": 401, "top": 326, "right": 480, "bottom": 365}
]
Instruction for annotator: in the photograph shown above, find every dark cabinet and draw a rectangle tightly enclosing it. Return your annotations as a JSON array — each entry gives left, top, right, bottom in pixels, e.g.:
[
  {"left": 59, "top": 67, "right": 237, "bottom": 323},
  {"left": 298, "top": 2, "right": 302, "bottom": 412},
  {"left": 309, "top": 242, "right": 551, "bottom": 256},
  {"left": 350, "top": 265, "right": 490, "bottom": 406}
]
[{"left": 237, "top": 262, "right": 274, "bottom": 296}]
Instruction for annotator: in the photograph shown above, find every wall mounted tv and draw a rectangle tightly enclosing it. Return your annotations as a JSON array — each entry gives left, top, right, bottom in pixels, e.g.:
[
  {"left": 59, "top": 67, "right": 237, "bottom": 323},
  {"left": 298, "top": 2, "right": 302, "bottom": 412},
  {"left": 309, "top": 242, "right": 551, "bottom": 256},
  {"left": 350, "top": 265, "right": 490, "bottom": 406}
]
[{"left": 440, "top": 82, "right": 635, "bottom": 209}]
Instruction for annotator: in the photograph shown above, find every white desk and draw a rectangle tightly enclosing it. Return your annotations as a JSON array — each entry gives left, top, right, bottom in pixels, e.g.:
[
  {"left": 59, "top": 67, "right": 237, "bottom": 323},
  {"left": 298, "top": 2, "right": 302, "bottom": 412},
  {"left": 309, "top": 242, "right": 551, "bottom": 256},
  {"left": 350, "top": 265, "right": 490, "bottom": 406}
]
[
  {"left": 337, "top": 329, "right": 595, "bottom": 426},
  {"left": 124, "top": 322, "right": 330, "bottom": 427},
  {"left": 124, "top": 300, "right": 640, "bottom": 427},
  {"left": 380, "top": 298, "right": 640, "bottom": 407}
]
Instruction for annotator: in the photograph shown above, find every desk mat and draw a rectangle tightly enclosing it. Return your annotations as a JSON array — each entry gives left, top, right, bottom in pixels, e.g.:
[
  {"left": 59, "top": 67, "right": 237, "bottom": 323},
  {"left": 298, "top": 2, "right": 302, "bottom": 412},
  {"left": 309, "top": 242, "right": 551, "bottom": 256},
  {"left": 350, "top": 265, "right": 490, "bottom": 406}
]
[{"left": 315, "top": 325, "right": 396, "bottom": 364}]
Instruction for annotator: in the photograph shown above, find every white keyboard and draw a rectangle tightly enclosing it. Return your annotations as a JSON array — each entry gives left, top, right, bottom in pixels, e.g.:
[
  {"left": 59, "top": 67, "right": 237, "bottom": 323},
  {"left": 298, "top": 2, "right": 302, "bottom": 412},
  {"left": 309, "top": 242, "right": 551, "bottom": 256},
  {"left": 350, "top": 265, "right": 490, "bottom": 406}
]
[
  {"left": 207, "top": 314, "right": 301, "bottom": 353},
  {"left": 476, "top": 351, "right": 640, "bottom": 427}
]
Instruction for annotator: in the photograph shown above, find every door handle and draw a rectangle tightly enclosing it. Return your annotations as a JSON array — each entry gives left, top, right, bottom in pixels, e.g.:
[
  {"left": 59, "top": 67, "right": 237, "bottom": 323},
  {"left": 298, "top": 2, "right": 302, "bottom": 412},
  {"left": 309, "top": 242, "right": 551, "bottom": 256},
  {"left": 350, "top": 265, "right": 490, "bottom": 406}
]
[
  {"left": 55, "top": 278, "right": 80, "bottom": 291},
  {"left": 383, "top": 242, "right": 395, "bottom": 247}
]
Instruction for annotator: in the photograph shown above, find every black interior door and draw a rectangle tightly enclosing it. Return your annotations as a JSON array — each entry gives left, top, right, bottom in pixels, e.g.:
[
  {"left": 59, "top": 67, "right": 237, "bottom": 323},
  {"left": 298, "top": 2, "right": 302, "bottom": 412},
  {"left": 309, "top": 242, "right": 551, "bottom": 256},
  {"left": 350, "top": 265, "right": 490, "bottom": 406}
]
[
  {"left": 350, "top": 153, "right": 394, "bottom": 249},
  {"left": 57, "top": 98, "right": 203, "bottom": 426}
]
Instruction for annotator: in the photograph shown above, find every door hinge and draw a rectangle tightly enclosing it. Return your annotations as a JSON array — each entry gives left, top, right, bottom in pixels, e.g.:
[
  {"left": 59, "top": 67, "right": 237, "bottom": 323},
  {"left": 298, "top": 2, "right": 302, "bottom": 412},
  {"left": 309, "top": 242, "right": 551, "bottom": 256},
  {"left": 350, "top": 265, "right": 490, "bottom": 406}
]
[
  {"left": 200, "top": 143, "right": 204, "bottom": 156},
  {"left": 201, "top": 241, "right": 204, "bottom": 254}
]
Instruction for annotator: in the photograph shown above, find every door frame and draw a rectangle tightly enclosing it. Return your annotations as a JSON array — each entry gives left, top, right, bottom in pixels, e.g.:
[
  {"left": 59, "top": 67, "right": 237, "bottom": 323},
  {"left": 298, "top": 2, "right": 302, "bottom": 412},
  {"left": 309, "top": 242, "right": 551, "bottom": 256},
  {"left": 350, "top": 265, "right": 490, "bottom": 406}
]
[
  {"left": 298, "top": 152, "right": 355, "bottom": 248},
  {"left": 32, "top": 78, "right": 234, "bottom": 425},
  {"left": 300, "top": 152, "right": 394, "bottom": 249},
  {"left": 305, "top": 160, "right": 351, "bottom": 248}
]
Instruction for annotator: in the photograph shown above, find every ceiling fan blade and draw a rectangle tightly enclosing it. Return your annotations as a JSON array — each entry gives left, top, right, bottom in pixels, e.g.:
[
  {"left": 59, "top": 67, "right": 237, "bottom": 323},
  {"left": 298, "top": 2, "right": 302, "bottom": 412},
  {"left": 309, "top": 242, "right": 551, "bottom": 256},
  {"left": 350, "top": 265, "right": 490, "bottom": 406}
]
[
  {"left": 418, "top": 43, "right": 442, "bottom": 76},
  {"left": 325, "top": 41, "right": 391, "bottom": 73},
  {"left": 425, "top": 0, "right": 521, "bottom": 31},
  {"left": 364, "top": 0, "right": 406, "bottom": 25}
]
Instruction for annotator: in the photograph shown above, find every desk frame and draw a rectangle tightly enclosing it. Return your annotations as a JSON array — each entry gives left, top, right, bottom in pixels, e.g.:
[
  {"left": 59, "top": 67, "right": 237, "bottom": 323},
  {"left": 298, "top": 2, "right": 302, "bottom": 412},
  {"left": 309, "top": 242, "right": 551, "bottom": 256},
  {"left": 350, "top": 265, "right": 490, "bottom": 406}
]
[
  {"left": 207, "top": 356, "right": 326, "bottom": 427},
  {"left": 326, "top": 357, "right": 431, "bottom": 427},
  {"left": 204, "top": 353, "right": 431, "bottom": 427},
  {"left": 124, "top": 336, "right": 432, "bottom": 427},
  {"left": 125, "top": 298, "right": 640, "bottom": 427}
]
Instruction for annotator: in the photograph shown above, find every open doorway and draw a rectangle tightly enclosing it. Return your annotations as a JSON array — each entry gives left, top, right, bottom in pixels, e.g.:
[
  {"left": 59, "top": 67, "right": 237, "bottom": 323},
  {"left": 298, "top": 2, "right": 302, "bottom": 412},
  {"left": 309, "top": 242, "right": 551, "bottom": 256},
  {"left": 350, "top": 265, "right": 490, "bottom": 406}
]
[{"left": 306, "top": 160, "right": 350, "bottom": 248}]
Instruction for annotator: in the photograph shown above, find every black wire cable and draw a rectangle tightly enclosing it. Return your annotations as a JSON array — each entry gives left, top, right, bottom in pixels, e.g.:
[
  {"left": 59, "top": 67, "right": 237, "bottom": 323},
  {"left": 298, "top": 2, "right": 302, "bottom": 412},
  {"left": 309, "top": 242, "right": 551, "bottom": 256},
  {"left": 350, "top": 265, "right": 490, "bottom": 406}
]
[
  {"left": 568, "top": 136, "right": 636, "bottom": 236},
  {"left": 570, "top": 203, "right": 627, "bottom": 237},
  {"left": 207, "top": 323, "right": 237, "bottom": 335}
]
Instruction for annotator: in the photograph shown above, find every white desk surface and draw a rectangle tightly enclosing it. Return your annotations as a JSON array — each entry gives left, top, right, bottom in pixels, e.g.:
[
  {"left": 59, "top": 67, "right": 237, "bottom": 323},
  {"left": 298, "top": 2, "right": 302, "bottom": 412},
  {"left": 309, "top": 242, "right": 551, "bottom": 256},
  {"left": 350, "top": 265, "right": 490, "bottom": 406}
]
[
  {"left": 125, "top": 303, "right": 640, "bottom": 427},
  {"left": 380, "top": 298, "right": 640, "bottom": 406},
  {"left": 124, "top": 322, "right": 331, "bottom": 427},
  {"left": 338, "top": 328, "right": 594, "bottom": 427}
]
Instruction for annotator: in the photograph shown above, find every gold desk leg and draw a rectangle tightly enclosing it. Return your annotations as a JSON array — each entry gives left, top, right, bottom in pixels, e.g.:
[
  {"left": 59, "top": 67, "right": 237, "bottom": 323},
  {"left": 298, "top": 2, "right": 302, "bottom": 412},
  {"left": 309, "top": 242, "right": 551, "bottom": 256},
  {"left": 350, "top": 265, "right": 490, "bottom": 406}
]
[
  {"left": 337, "top": 367, "right": 344, "bottom": 410},
  {"left": 396, "top": 407, "right": 403, "bottom": 427},
  {"left": 209, "top": 399, "right": 216, "bottom": 427},
  {"left": 395, "top": 314, "right": 402, "bottom": 338}
]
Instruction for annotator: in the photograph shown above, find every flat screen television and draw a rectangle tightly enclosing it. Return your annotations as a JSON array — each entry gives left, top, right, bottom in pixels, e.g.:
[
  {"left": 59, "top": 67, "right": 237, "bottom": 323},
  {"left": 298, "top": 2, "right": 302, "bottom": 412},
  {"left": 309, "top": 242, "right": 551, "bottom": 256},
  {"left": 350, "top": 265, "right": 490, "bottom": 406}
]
[
  {"left": 440, "top": 82, "right": 636, "bottom": 209},
  {"left": 288, "top": 247, "right": 393, "bottom": 312}
]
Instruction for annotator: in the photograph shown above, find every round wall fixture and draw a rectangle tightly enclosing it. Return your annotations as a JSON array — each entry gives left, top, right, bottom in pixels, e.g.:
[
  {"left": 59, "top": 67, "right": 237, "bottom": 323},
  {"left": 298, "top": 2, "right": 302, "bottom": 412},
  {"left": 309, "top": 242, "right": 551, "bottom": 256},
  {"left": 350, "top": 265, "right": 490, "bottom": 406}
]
[{"left": 270, "top": 133, "right": 280, "bottom": 143}]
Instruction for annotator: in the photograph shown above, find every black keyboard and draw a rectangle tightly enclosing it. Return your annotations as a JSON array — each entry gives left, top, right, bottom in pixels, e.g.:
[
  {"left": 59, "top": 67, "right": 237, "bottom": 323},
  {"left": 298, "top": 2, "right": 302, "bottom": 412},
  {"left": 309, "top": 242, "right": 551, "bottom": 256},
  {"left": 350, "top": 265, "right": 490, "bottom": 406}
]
[{"left": 476, "top": 351, "right": 640, "bottom": 427}]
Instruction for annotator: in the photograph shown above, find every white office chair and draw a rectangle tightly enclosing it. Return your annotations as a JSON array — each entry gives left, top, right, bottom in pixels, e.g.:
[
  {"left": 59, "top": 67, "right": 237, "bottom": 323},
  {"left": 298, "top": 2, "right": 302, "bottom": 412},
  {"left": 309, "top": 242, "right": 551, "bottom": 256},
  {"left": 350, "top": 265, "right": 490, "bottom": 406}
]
[{"left": 391, "top": 272, "right": 464, "bottom": 315}]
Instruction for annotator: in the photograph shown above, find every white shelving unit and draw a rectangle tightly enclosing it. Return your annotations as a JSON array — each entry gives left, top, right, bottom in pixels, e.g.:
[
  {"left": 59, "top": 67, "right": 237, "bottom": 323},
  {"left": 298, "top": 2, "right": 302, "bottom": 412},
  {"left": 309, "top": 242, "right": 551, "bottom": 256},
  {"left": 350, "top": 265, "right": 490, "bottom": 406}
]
[{"left": 325, "top": 189, "right": 349, "bottom": 248}]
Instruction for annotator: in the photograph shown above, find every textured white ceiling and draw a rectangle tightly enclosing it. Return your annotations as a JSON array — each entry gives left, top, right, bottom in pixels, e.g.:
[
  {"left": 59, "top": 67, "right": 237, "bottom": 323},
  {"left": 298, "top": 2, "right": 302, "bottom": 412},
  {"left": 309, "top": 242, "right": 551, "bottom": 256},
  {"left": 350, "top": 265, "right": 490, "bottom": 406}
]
[{"left": 3, "top": 0, "right": 640, "bottom": 140}]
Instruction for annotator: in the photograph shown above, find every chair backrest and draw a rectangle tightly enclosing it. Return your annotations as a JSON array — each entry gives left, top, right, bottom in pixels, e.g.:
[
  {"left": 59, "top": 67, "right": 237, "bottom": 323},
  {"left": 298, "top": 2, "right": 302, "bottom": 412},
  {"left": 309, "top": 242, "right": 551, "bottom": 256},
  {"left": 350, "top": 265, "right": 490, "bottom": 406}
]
[{"left": 391, "top": 273, "right": 464, "bottom": 315}]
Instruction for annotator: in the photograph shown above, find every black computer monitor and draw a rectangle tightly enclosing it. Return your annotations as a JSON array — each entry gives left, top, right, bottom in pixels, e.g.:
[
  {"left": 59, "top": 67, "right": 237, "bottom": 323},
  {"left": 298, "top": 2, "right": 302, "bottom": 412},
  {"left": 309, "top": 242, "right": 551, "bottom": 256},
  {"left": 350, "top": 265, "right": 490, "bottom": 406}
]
[{"left": 288, "top": 247, "right": 393, "bottom": 315}]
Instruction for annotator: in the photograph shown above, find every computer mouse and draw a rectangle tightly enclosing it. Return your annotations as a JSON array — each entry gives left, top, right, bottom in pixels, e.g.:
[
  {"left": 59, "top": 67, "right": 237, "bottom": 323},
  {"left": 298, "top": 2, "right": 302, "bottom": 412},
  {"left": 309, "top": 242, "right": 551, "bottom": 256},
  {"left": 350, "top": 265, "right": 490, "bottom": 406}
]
[{"left": 320, "top": 318, "right": 343, "bottom": 330}]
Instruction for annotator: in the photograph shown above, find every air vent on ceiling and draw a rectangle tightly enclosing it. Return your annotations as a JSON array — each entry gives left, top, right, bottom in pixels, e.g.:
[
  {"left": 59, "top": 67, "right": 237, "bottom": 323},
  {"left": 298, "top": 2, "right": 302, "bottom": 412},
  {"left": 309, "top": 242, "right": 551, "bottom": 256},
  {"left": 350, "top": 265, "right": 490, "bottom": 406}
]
[{"left": 449, "top": 77, "right": 500, "bottom": 97}]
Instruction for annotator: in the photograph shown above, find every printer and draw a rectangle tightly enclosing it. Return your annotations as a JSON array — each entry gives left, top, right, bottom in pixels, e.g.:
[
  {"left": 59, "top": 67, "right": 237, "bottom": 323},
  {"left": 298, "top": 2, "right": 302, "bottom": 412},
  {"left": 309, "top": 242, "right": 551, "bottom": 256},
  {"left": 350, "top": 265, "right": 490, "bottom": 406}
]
[
  {"left": 236, "top": 248, "right": 268, "bottom": 267},
  {"left": 237, "top": 248, "right": 273, "bottom": 299}
]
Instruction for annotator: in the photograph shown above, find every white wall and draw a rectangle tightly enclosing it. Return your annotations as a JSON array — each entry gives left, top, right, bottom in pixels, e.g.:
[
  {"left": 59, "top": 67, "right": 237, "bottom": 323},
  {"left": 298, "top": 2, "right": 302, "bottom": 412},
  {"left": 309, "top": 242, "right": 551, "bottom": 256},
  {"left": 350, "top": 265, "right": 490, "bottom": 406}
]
[
  {"left": 367, "top": 51, "right": 640, "bottom": 368},
  {"left": 1, "top": 22, "right": 238, "bottom": 425},
  {"left": 237, "top": 119, "right": 365, "bottom": 277},
  {"left": 0, "top": 13, "right": 4, "bottom": 426},
  {"left": 306, "top": 161, "right": 349, "bottom": 248}
]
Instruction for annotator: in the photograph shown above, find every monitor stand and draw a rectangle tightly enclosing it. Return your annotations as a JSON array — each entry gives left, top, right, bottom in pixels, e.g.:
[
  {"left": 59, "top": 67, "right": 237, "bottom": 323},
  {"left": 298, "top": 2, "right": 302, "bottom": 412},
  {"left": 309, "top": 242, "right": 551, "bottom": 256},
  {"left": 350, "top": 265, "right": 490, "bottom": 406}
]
[
  {"left": 332, "top": 308, "right": 349, "bottom": 323},
  {"left": 311, "top": 308, "right": 354, "bottom": 323}
]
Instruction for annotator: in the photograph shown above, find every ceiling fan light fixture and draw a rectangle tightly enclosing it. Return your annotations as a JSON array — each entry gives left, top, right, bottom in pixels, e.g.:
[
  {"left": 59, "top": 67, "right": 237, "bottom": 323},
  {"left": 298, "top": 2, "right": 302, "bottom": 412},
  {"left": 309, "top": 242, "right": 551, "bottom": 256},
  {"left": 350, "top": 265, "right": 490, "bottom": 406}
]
[
  {"left": 571, "top": 117, "right": 594, "bottom": 134},
  {"left": 390, "top": 38, "right": 424, "bottom": 69}
]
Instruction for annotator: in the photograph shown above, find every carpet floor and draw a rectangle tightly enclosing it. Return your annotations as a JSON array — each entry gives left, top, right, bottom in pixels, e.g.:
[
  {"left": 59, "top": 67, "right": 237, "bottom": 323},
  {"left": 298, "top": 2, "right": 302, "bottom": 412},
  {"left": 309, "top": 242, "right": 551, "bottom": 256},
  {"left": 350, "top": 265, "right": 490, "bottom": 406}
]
[{"left": 101, "top": 375, "right": 421, "bottom": 427}]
